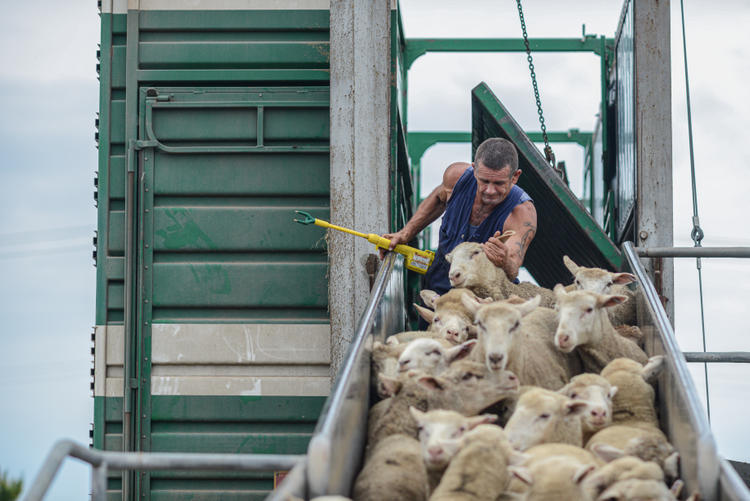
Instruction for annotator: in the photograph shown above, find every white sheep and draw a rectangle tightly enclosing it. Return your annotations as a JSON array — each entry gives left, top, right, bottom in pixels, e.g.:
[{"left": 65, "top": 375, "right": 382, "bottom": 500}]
[
  {"left": 367, "top": 366, "right": 519, "bottom": 450},
  {"left": 553, "top": 285, "right": 648, "bottom": 373},
  {"left": 507, "top": 444, "right": 601, "bottom": 501},
  {"left": 563, "top": 255, "right": 637, "bottom": 327},
  {"left": 398, "top": 338, "right": 477, "bottom": 375},
  {"left": 385, "top": 330, "right": 445, "bottom": 345},
  {"left": 446, "top": 242, "right": 556, "bottom": 307},
  {"left": 580, "top": 455, "right": 664, "bottom": 501},
  {"left": 503, "top": 387, "right": 588, "bottom": 451},
  {"left": 352, "top": 433, "right": 428, "bottom": 501},
  {"left": 586, "top": 423, "right": 679, "bottom": 481},
  {"left": 415, "top": 288, "right": 492, "bottom": 344},
  {"left": 430, "top": 423, "right": 525, "bottom": 501},
  {"left": 597, "top": 477, "right": 686, "bottom": 501},
  {"left": 558, "top": 373, "right": 618, "bottom": 443},
  {"left": 409, "top": 407, "right": 498, "bottom": 494},
  {"left": 461, "top": 294, "right": 580, "bottom": 390},
  {"left": 600, "top": 356, "right": 664, "bottom": 427}
]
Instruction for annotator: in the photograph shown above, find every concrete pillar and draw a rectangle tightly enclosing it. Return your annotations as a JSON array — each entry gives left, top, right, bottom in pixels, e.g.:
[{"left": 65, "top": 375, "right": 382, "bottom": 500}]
[
  {"left": 329, "top": 0, "right": 392, "bottom": 380},
  {"left": 634, "top": 0, "right": 674, "bottom": 323}
]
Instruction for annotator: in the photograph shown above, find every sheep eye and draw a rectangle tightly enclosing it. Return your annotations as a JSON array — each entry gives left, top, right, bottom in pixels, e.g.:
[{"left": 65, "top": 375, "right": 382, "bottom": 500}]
[
  {"left": 607, "top": 281, "right": 614, "bottom": 287},
  {"left": 433, "top": 317, "right": 441, "bottom": 324},
  {"left": 570, "top": 392, "right": 578, "bottom": 399},
  {"left": 462, "top": 373, "right": 475, "bottom": 381},
  {"left": 510, "top": 321, "right": 520, "bottom": 332},
  {"left": 574, "top": 279, "right": 580, "bottom": 287},
  {"left": 430, "top": 350, "right": 441, "bottom": 356},
  {"left": 539, "top": 413, "right": 550, "bottom": 419},
  {"left": 585, "top": 307, "right": 594, "bottom": 314}
]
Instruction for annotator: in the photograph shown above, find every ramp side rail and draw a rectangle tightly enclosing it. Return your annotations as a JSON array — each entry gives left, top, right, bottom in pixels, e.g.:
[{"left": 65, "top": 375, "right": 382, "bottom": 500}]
[
  {"left": 21, "top": 439, "right": 303, "bottom": 501},
  {"left": 623, "top": 242, "right": 750, "bottom": 500}
]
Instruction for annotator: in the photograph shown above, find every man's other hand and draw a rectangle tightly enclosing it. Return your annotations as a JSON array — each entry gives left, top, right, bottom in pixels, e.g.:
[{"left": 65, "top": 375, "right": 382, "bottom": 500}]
[{"left": 483, "top": 230, "right": 510, "bottom": 269}]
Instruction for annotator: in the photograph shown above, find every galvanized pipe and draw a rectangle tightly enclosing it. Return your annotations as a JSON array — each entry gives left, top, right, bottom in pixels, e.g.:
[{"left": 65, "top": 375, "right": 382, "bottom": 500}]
[
  {"left": 684, "top": 352, "right": 750, "bottom": 364},
  {"left": 22, "top": 439, "right": 303, "bottom": 501},
  {"left": 635, "top": 246, "right": 750, "bottom": 258}
]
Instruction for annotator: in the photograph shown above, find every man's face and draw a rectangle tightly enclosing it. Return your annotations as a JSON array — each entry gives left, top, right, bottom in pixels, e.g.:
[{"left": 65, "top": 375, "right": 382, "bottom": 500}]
[{"left": 474, "top": 162, "right": 521, "bottom": 206}]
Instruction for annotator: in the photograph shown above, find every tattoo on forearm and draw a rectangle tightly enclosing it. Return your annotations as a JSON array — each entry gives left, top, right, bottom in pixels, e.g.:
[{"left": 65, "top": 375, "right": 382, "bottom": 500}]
[{"left": 518, "top": 222, "right": 537, "bottom": 258}]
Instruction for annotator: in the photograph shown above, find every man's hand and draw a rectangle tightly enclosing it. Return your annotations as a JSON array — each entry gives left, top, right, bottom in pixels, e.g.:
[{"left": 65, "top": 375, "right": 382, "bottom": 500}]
[
  {"left": 379, "top": 229, "right": 411, "bottom": 259},
  {"left": 483, "top": 231, "right": 510, "bottom": 269}
]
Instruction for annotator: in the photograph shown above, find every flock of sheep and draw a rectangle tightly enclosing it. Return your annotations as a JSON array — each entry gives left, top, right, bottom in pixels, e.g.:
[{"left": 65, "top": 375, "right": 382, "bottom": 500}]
[{"left": 346, "top": 242, "right": 698, "bottom": 501}]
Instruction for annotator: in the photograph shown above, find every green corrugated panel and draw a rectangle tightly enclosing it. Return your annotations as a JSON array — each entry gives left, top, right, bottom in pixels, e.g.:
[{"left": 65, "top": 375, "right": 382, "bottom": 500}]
[{"left": 471, "top": 82, "right": 622, "bottom": 287}]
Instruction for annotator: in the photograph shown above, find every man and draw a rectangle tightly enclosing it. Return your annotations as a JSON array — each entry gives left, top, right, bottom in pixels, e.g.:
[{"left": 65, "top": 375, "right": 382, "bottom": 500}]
[{"left": 383, "top": 137, "right": 537, "bottom": 296}]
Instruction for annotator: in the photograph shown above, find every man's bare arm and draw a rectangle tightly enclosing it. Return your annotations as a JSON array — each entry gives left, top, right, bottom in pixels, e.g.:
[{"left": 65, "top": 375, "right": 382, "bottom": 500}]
[
  {"left": 382, "top": 162, "right": 470, "bottom": 251},
  {"left": 483, "top": 201, "right": 537, "bottom": 280}
]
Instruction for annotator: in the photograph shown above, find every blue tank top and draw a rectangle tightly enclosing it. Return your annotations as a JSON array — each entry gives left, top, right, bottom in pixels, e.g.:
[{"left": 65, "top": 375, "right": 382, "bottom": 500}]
[{"left": 424, "top": 167, "right": 533, "bottom": 296}]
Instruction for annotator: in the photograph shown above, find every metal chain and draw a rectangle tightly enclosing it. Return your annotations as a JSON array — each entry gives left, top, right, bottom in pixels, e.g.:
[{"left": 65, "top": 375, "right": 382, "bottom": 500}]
[{"left": 515, "top": 0, "right": 557, "bottom": 172}]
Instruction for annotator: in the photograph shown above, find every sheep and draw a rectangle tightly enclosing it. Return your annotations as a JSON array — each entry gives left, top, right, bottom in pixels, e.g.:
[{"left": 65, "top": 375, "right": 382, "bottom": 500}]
[
  {"left": 367, "top": 366, "right": 519, "bottom": 450},
  {"left": 352, "top": 433, "right": 428, "bottom": 501},
  {"left": 553, "top": 285, "right": 648, "bottom": 373},
  {"left": 385, "top": 330, "right": 444, "bottom": 345},
  {"left": 563, "top": 255, "right": 637, "bottom": 327},
  {"left": 580, "top": 456, "right": 664, "bottom": 500},
  {"left": 596, "top": 478, "right": 686, "bottom": 501},
  {"left": 558, "top": 373, "right": 618, "bottom": 443},
  {"left": 503, "top": 387, "right": 588, "bottom": 451},
  {"left": 397, "top": 338, "right": 477, "bottom": 375},
  {"left": 408, "top": 408, "right": 498, "bottom": 494},
  {"left": 415, "top": 288, "right": 492, "bottom": 344},
  {"left": 445, "top": 242, "right": 556, "bottom": 307},
  {"left": 600, "top": 356, "right": 664, "bottom": 427},
  {"left": 461, "top": 294, "right": 580, "bottom": 390},
  {"left": 586, "top": 422, "right": 679, "bottom": 481},
  {"left": 507, "top": 444, "right": 601, "bottom": 501},
  {"left": 430, "top": 424, "right": 525, "bottom": 501}
]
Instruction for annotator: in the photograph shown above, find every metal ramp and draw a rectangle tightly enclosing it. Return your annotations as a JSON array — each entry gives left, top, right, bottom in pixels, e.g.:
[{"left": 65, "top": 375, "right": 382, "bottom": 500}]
[
  {"left": 472, "top": 82, "right": 622, "bottom": 287},
  {"left": 268, "top": 249, "right": 750, "bottom": 500}
]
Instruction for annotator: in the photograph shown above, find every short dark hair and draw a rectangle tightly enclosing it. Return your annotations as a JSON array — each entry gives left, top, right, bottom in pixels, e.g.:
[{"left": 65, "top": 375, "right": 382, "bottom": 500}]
[{"left": 474, "top": 138, "right": 518, "bottom": 175}]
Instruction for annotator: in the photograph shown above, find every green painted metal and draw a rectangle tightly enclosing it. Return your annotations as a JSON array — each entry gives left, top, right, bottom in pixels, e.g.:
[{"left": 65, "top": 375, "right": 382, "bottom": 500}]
[
  {"left": 95, "top": 396, "right": 324, "bottom": 500},
  {"left": 472, "top": 82, "right": 622, "bottom": 286},
  {"left": 405, "top": 36, "right": 614, "bottom": 69}
]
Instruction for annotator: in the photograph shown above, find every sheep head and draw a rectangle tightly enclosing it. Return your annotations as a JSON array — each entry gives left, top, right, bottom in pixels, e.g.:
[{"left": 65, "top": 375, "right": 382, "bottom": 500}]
[
  {"left": 563, "top": 256, "right": 636, "bottom": 294},
  {"left": 462, "top": 293, "right": 541, "bottom": 372},
  {"left": 446, "top": 242, "right": 508, "bottom": 288},
  {"left": 553, "top": 285, "right": 627, "bottom": 352}
]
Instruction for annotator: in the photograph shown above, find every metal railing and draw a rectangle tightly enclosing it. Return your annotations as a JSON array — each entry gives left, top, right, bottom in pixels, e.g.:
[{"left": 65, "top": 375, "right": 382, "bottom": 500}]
[
  {"left": 633, "top": 245, "right": 750, "bottom": 364},
  {"left": 22, "top": 439, "right": 303, "bottom": 501}
]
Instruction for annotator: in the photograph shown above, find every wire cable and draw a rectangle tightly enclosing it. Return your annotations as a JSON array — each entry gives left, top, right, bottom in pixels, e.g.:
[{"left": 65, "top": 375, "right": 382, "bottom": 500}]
[{"left": 679, "top": 0, "right": 710, "bottom": 423}]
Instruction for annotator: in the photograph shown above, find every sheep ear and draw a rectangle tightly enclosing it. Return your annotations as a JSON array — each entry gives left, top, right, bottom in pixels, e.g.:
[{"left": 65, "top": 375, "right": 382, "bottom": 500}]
[
  {"left": 420, "top": 289, "right": 440, "bottom": 309},
  {"left": 596, "top": 294, "right": 628, "bottom": 309},
  {"left": 377, "top": 374, "right": 402, "bottom": 397},
  {"left": 509, "top": 466, "right": 533, "bottom": 485},
  {"left": 573, "top": 464, "right": 596, "bottom": 484},
  {"left": 565, "top": 400, "right": 589, "bottom": 416},
  {"left": 612, "top": 272, "right": 636, "bottom": 285},
  {"left": 608, "top": 386, "right": 618, "bottom": 399},
  {"left": 554, "top": 283, "right": 567, "bottom": 298},
  {"left": 461, "top": 292, "right": 482, "bottom": 316},
  {"left": 563, "top": 255, "right": 580, "bottom": 275},
  {"left": 516, "top": 295, "right": 541, "bottom": 316},
  {"left": 446, "top": 340, "right": 477, "bottom": 363},
  {"left": 641, "top": 355, "right": 665, "bottom": 383},
  {"left": 590, "top": 443, "right": 626, "bottom": 463},
  {"left": 445, "top": 249, "right": 454, "bottom": 264},
  {"left": 670, "top": 479, "right": 685, "bottom": 498},
  {"left": 664, "top": 452, "right": 680, "bottom": 480},
  {"left": 409, "top": 406, "right": 426, "bottom": 423},
  {"left": 467, "top": 413, "right": 498, "bottom": 429},
  {"left": 414, "top": 303, "right": 435, "bottom": 324},
  {"left": 417, "top": 375, "right": 447, "bottom": 391}
]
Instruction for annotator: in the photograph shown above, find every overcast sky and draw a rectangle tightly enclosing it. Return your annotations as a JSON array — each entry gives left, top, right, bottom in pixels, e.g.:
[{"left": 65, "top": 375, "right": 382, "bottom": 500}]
[{"left": 1, "top": 1, "right": 748, "bottom": 499}]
